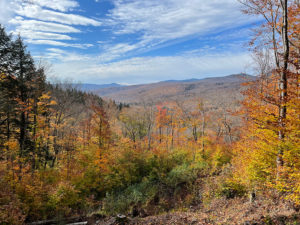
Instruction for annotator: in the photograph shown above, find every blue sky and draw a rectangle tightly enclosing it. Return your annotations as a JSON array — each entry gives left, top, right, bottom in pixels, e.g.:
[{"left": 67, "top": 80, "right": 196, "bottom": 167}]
[{"left": 0, "top": 0, "right": 259, "bottom": 84}]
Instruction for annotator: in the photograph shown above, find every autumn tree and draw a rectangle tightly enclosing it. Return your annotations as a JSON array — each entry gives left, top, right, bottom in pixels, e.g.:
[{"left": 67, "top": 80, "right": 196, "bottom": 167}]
[
  {"left": 234, "top": 0, "right": 299, "bottom": 204},
  {"left": 119, "top": 107, "right": 149, "bottom": 143}
]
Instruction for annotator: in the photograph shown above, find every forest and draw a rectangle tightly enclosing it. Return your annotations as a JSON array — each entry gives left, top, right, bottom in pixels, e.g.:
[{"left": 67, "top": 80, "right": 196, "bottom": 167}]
[{"left": 0, "top": 0, "right": 299, "bottom": 224}]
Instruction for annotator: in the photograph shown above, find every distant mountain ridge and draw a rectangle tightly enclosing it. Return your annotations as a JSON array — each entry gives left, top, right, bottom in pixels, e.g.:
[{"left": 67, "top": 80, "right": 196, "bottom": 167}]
[
  {"left": 72, "top": 83, "right": 123, "bottom": 92},
  {"left": 160, "top": 78, "right": 201, "bottom": 83},
  {"left": 87, "top": 73, "right": 255, "bottom": 105}
]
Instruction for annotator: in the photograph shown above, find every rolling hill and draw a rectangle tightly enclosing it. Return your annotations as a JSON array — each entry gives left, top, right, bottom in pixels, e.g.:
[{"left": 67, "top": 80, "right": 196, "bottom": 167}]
[
  {"left": 72, "top": 83, "right": 123, "bottom": 92},
  {"left": 93, "top": 74, "right": 255, "bottom": 106}
]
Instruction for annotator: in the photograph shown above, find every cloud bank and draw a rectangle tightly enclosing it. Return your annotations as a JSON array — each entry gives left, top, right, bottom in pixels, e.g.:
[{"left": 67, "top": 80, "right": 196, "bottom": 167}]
[{"left": 0, "top": 0, "right": 256, "bottom": 84}]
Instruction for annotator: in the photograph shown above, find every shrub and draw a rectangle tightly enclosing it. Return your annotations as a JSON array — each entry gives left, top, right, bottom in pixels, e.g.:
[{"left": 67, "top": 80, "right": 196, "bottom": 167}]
[
  {"left": 47, "top": 182, "right": 87, "bottom": 218},
  {"left": 165, "top": 163, "right": 197, "bottom": 188},
  {"left": 216, "top": 180, "right": 246, "bottom": 199},
  {"left": 100, "top": 147, "right": 208, "bottom": 215},
  {"left": 0, "top": 179, "right": 26, "bottom": 225},
  {"left": 102, "top": 180, "right": 158, "bottom": 215}
]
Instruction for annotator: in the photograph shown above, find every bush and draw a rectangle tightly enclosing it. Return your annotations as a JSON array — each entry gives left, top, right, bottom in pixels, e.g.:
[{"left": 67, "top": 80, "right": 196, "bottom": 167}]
[
  {"left": 0, "top": 179, "right": 26, "bottom": 225},
  {"left": 47, "top": 182, "right": 87, "bottom": 218},
  {"left": 210, "top": 145, "right": 231, "bottom": 173},
  {"left": 100, "top": 147, "right": 207, "bottom": 215},
  {"left": 216, "top": 180, "right": 246, "bottom": 199},
  {"left": 165, "top": 163, "right": 197, "bottom": 188},
  {"left": 103, "top": 181, "right": 158, "bottom": 215}
]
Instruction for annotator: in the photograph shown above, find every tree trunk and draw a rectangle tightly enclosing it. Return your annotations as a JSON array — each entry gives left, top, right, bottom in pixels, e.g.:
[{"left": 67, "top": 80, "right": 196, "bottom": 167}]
[
  {"left": 147, "top": 123, "right": 152, "bottom": 150},
  {"left": 201, "top": 112, "right": 205, "bottom": 156},
  {"left": 277, "top": 0, "right": 289, "bottom": 178}
]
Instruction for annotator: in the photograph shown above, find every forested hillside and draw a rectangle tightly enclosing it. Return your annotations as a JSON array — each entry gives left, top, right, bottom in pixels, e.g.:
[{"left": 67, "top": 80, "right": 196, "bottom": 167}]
[
  {"left": 94, "top": 74, "right": 254, "bottom": 107},
  {"left": 0, "top": 0, "right": 299, "bottom": 225}
]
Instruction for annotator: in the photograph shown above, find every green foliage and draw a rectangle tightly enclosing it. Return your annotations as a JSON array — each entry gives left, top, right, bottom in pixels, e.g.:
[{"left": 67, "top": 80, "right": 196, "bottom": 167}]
[
  {"left": 47, "top": 183, "right": 87, "bottom": 218},
  {"left": 119, "top": 109, "right": 149, "bottom": 142},
  {"left": 103, "top": 181, "right": 158, "bottom": 215},
  {"left": 165, "top": 164, "right": 194, "bottom": 187},
  {"left": 98, "top": 147, "right": 207, "bottom": 215},
  {"left": 210, "top": 145, "right": 231, "bottom": 172},
  {"left": 216, "top": 179, "right": 246, "bottom": 199}
]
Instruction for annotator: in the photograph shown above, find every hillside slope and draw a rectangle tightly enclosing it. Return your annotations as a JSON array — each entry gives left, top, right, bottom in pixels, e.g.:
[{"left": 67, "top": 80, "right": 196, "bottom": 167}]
[
  {"left": 94, "top": 74, "right": 255, "bottom": 105},
  {"left": 73, "top": 83, "right": 123, "bottom": 92}
]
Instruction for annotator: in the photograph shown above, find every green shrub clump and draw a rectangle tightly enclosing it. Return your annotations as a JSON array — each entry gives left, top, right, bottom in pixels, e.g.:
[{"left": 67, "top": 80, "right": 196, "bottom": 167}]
[{"left": 216, "top": 180, "right": 246, "bottom": 199}]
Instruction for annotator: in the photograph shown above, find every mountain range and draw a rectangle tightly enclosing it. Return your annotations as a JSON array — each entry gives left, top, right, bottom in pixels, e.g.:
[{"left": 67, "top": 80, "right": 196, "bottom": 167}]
[
  {"left": 72, "top": 83, "right": 122, "bottom": 92},
  {"left": 82, "top": 74, "right": 255, "bottom": 106}
]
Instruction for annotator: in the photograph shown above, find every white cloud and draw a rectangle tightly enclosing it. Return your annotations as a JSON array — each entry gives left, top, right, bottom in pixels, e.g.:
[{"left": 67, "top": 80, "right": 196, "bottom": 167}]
[
  {"left": 17, "top": 4, "right": 101, "bottom": 26},
  {"left": 1, "top": 0, "right": 256, "bottom": 84},
  {"left": 43, "top": 48, "right": 93, "bottom": 61},
  {"left": 26, "top": 39, "right": 93, "bottom": 49},
  {"left": 97, "top": 42, "right": 144, "bottom": 62},
  {"left": 29, "top": 0, "right": 79, "bottom": 12},
  {"left": 47, "top": 48, "right": 67, "bottom": 54},
  {"left": 0, "top": 0, "right": 15, "bottom": 24},
  {"left": 26, "top": 39, "right": 70, "bottom": 46},
  {"left": 10, "top": 17, "right": 81, "bottom": 33},
  {"left": 3, "top": 0, "right": 100, "bottom": 49},
  {"left": 107, "top": 0, "right": 256, "bottom": 44},
  {"left": 51, "top": 52, "right": 251, "bottom": 84},
  {"left": 85, "top": 0, "right": 259, "bottom": 65},
  {"left": 14, "top": 30, "right": 73, "bottom": 40}
]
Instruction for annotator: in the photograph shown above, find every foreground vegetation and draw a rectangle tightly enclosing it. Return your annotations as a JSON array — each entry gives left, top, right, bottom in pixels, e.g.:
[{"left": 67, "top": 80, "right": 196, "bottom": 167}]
[{"left": 0, "top": 0, "right": 299, "bottom": 224}]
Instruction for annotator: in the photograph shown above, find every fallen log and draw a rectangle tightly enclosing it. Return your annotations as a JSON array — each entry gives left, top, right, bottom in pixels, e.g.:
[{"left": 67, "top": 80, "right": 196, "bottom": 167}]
[{"left": 27, "top": 216, "right": 87, "bottom": 225}]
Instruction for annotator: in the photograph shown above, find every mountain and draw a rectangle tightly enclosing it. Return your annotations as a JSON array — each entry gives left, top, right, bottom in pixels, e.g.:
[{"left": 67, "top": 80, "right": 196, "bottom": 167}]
[
  {"left": 93, "top": 74, "right": 255, "bottom": 105},
  {"left": 72, "top": 83, "right": 123, "bottom": 92},
  {"left": 159, "top": 78, "right": 201, "bottom": 83}
]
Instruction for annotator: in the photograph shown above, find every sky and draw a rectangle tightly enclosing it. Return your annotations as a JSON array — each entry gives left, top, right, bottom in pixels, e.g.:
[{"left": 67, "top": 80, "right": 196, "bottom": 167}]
[{"left": 0, "top": 0, "right": 259, "bottom": 85}]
